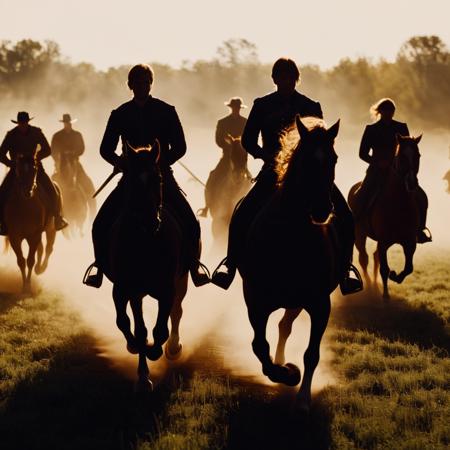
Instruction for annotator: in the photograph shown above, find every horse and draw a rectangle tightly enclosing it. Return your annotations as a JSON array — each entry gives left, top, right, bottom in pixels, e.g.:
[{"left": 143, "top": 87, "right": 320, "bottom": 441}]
[
  {"left": 348, "top": 134, "right": 423, "bottom": 299},
  {"left": 237, "top": 116, "right": 343, "bottom": 413},
  {"left": 99, "top": 142, "right": 189, "bottom": 390},
  {"left": 53, "top": 152, "right": 96, "bottom": 237},
  {"left": 4, "top": 152, "right": 56, "bottom": 292},
  {"left": 199, "top": 135, "right": 252, "bottom": 247}
]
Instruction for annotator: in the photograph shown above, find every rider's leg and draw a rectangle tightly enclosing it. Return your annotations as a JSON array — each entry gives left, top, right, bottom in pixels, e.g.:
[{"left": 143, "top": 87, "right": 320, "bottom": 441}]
[
  {"left": 0, "top": 171, "right": 14, "bottom": 235},
  {"left": 352, "top": 165, "right": 381, "bottom": 220},
  {"left": 211, "top": 168, "right": 277, "bottom": 289},
  {"left": 84, "top": 184, "right": 125, "bottom": 288},
  {"left": 416, "top": 186, "right": 432, "bottom": 243},
  {"left": 37, "top": 167, "right": 68, "bottom": 231},
  {"left": 162, "top": 171, "right": 210, "bottom": 287},
  {"left": 332, "top": 185, "right": 363, "bottom": 295}
]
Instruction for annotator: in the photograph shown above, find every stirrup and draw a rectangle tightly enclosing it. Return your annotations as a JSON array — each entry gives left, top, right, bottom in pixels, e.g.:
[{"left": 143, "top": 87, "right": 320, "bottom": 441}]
[
  {"left": 340, "top": 264, "right": 363, "bottom": 296},
  {"left": 83, "top": 263, "right": 103, "bottom": 288},
  {"left": 211, "top": 257, "right": 236, "bottom": 290},
  {"left": 418, "top": 227, "right": 432, "bottom": 244},
  {"left": 197, "top": 207, "right": 208, "bottom": 218},
  {"left": 190, "top": 260, "right": 211, "bottom": 287}
]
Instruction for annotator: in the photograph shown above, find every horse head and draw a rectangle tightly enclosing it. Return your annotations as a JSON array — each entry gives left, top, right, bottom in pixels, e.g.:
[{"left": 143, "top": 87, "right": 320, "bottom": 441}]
[
  {"left": 395, "top": 134, "right": 422, "bottom": 192},
  {"left": 13, "top": 151, "right": 39, "bottom": 199},
  {"left": 59, "top": 151, "right": 78, "bottom": 188},
  {"left": 277, "top": 116, "right": 339, "bottom": 224},
  {"left": 125, "top": 140, "right": 162, "bottom": 233},
  {"left": 226, "top": 134, "right": 248, "bottom": 176}
]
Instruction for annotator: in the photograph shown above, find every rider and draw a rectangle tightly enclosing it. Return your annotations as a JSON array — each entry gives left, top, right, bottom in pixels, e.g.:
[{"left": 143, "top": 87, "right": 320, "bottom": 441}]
[
  {"left": 355, "top": 98, "right": 431, "bottom": 243},
  {"left": 198, "top": 97, "right": 248, "bottom": 217},
  {"left": 51, "top": 113, "right": 95, "bottom": 197},
  {"left": 83, "top": 64, "right": 210, "bottom": 288},
  {"left": 0, "top": 111, "right": 68, "bottom": 235},
  {"left": 212, "top": 58, "right": 363, "bottom": 294}
]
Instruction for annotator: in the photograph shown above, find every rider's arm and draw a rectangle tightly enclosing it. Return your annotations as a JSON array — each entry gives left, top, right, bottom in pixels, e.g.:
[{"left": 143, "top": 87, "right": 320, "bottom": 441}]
[
  {"left": 0, "top": 132, "right": 12, "bottom": 167},
  {"left": 100, "top": 110, "right": 122, "bottom": 169},
  {"left": 359, "top": 126, "right": 372, "bottom": 164},
  {"left": 165, "top": 106, "right": 187, "bottom": 165},
  {"left": 36, "top": 129, "right": 51, "bottom": 160},
  {"left": 242, "top": 99, "right": 264, "bottom": 160}
]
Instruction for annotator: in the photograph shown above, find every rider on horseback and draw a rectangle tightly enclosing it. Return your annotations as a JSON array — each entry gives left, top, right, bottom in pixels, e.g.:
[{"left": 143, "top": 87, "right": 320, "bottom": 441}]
[
  {"left": 198, "top": 97, "right": 248, "bottom": 217},
  {"left": 354, "top": 98, "right": 432, "bottom": 243},
  {"left": 0, "top": 111, "right": 68, "bottom": 235},
  {"left": 51, "top": 113, "right": 95, "bottom": 198},
  {"left": 84, "top": 64, "right": 210, "bottom": 288},
  {"left": 212, "top": 58, "right": 363, "bottom": 294}
]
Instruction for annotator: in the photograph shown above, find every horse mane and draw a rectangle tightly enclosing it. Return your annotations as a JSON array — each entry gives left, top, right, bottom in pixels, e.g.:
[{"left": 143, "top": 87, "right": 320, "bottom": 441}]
[{"left": 275, "top": 116, "right": 327, "bottom": 186}]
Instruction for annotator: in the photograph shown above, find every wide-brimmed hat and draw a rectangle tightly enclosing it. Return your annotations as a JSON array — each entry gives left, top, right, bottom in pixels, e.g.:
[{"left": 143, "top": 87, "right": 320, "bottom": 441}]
[
  {"left": 225, "top": 97, "right": 247, "bottom": 108},
  {"left": 11, "top": 111, "right": 34, "bottom": 124},
  {"left": 59, "top": 113, "right": 77, "bottom": 123}
]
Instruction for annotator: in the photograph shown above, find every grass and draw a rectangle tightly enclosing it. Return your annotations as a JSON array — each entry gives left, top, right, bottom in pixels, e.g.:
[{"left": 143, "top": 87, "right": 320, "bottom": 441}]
[{"left": 0, "top": 247, "right": 449, "bottom": 449}]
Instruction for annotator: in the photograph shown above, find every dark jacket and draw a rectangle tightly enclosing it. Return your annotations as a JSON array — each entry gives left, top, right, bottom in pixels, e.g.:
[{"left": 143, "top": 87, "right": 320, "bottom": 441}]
[
  {"left": 242, "top": 90, "right": 322, "bottom": 163},
  {"left": 215, "top": 114, "right": 247, "bottom": 153},
  {"left": 359, "top": 120, "right": 410, "bottom": 167},
  {"left": 100, "top": 96, "right": 186, "bottom": 171},
  {"left": 51, "top": 128, "right": 85, "bottom": 162},
  {"left": 0, "top": 125, "right": 51, "bottom": 166}
]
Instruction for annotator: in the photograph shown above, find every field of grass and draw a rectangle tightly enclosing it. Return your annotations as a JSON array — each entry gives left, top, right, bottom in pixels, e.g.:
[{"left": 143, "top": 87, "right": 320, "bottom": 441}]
[{"left": 0, "top": 247, "right": 449, "bottom": 449}]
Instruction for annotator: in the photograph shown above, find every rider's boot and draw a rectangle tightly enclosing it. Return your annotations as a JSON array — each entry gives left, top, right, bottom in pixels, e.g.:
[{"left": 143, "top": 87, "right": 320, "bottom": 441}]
[
  {"left": 190, "top": 239, "right": 210, "bottom": 287},
  {"left": 211, "top": 257, "right": 236, "bottom": 290},
  {"left": 83, "top": 262, "right": 103, "bottom": 288},
  {"left": 55, "top": 214, "right": 69, "bottom": 231}
]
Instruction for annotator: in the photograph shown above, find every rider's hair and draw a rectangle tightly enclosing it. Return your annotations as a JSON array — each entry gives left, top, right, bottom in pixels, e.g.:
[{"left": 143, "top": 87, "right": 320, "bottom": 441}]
[
  {"left": 128, "top": 64, "right": 154, "bottom": 86},
  {"left": 370, "top": 98, "right": 396, "bottom": 119},
  {"left": 271, "top": 58, "right": 300, "bottom": 83}
]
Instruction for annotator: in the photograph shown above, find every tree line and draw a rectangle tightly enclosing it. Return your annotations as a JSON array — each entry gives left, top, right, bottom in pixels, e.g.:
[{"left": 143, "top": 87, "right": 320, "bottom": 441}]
[{"left": 0, "top": 36, "right": 448, "bottom": 136}]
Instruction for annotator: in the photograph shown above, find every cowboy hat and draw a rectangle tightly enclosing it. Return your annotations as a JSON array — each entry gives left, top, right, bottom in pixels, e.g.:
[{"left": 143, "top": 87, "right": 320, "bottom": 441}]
[
  {"left": 225, "top": 97, "right": 247, "bottom": 108},
  {"left": 11, "top": 111, "right": 34, "bottom": 124},
  {"left": 59, "top": 113, "right": 78, "bottom": 123}
]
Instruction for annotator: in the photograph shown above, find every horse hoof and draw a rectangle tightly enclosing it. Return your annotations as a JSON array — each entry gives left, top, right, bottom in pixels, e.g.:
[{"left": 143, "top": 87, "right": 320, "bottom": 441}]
[
  {"left": 126, "top": 342, "right": 139, "bottom": 354},
  {"left": 135, "top": 376, "right": 153, "bottom": 393},
  {"left": 165, "top": 342, "right": 183, "bottom": 361},
  {"left": 34, "top": 266, "right": 43, "bottom": 275},
  {"left": 388, "top": 271, "right": 398, "bottom": 282},
  {"left": 266, "top": 363, "right": 301, "bottom": 386},
  {"left": 145, "top": 345, "right": 163, "bottom": 361}
]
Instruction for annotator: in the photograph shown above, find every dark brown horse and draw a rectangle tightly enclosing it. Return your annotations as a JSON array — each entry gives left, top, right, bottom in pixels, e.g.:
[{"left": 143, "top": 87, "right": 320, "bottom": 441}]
[
  {"left": 199, "top": 135, "right": 252, "bottom": 247},
  {"left": 238, "top": 116, "right": 344, "bottom": 413},
  {"left": 348, "top": 135, "right": 423, "bottom": 299},
  {"left": 4, "top": 152, "right": 56, "bottom": 292},
  {"left": 100, "top": 142, "right": 189, "bottom": 390}
]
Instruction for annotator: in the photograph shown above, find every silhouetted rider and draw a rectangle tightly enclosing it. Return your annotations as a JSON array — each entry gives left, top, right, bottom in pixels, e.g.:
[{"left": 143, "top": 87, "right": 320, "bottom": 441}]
[
  {"left": 355, "top": 98, "right": 431, "bottom": 243},
  {"left": 51, "top": 113, "right": 95, "bottom": 197},
  {"left": 84, "top": 64, "right": 209, "bottom": 288},
  {"left": 0, "top": 111, "right": 68, "bottom": 235},
  {"left": 212, "top": 58, "right": 362, "bottom": 294},
  {"left": 198, "top": 97, "right": 248, "bottom": 217}
]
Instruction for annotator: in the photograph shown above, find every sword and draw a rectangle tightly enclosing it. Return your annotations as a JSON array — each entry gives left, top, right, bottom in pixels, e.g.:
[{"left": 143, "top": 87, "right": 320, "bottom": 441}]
[
  {"left": 177, "top": 161, "right": 206, "bottom": 187},
  {"left": 93, "top": 168, "right": 121, "bottom": 198}
]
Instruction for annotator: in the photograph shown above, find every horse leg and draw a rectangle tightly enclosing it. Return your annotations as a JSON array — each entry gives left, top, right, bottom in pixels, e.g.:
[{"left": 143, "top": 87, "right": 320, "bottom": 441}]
[
  {"left": 248, "top": 305, "right": 301, "bottom": 386},
  {"left": 373, "top": 248, "right": 380, "bottom": 283},
  {"left": 9, "top": 237, "right": 26, "bottom": 292},
  {"left": 25, "top": 236, "right": 40, "bottom": 292},
  {"left": 112, "top": 284, "right": 136, "bottom": 351},
  {"left": 36, "top": 221, "right": 56, "bottom": 274},
  {"left": 146, "top": 297, "right": 172, "bottom": 361},
  {"left": 295, "top": 298, "right": 331, "bottom": 414},
  {"left": 274, "top": 308, "right": 302, "bottom": 365},
  {"left": 129, "top": 296, "right": 152, "bottom": 391},
  {"left": 377, "top": 243, "right": 391, "bottom": 300},
  {"left": 35, "top": 240, "right": 44, "bottom": 274},
  {"left": 389, "top": 242, "right": 416, "bottom": 284},
  {"left": 355, "top": 229, "right": 370, "bottom": 283},
  {"left": 165, "top": 293, "right": 184, "bottom": 360}
]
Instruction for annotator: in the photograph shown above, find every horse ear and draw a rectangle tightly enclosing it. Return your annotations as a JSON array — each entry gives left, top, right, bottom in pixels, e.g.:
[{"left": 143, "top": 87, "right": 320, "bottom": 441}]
[
  {"left": 296, "top": 115, "right": 308, "bottom": 138},
  {"left": 151, "top": 139, "right": 161, "bottom": 162},
  {"left": 414, "top": 134, "right": 423, "bottom": 144},
  {"left": 327, "top": 119, "right": 340, "bottom": 140},
  {"left": 126, "top": 141, "right": 137, "bottom": 155},
  {"left": 396, "top": 133, "right": 405, "bottom": 143}
]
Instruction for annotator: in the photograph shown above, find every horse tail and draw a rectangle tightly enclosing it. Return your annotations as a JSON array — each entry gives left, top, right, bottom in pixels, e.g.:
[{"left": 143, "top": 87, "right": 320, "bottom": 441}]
[{"left": 3, "top": 236, "right": 9, "bottom": 253}]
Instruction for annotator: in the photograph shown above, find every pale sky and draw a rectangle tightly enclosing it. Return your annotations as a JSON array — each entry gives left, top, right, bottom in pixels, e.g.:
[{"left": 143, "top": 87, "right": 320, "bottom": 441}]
[{"left": 0, "top": 0, "right": 449, "bottom": 70}]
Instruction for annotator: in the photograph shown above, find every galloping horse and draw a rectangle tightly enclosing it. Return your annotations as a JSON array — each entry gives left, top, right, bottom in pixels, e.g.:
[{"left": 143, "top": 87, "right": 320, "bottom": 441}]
[
  {"left": 199, "top": 135, "right": 252, "bottom": 246},
  {"left": 4, "top": 152, "right": 56, "bottom": 292},
  {"left": 53, "top": 153, "right": 96, "bottom": 237},
  {"left": 348, "top": 134, "right": 423, "bottom": 299},
  {"left": 238, "top": 116, "right": 344, "bottom": 413},
  {"left": 100, "top": 142, "right": 189, "bottom": 389}
]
